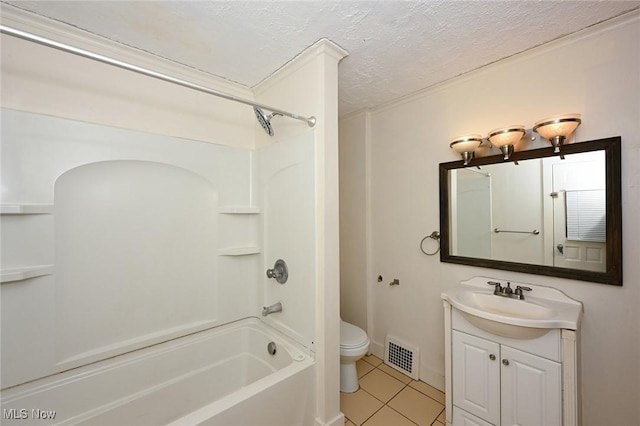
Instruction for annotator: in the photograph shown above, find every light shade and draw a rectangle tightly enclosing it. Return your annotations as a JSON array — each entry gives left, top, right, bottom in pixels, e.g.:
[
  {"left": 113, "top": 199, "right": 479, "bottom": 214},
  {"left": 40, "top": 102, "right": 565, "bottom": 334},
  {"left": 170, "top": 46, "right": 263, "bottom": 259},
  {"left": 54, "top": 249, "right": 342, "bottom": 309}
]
[
  {"left": 450, "top": 134, "right": 482, "bottom": 165},
  {"left": 533, "top": 113, "right": 582, "bottom": 153},
  {"left": 487, "top": 125, "right": 525, "bottom": 160}
]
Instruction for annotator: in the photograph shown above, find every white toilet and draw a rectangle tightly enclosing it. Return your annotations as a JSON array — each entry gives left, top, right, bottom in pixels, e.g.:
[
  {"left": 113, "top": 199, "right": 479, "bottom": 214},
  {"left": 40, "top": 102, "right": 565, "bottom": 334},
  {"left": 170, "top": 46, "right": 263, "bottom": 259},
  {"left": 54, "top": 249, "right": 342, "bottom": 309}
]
[{"left": 340, "top": 320, "right": 370, "bottom": 393}]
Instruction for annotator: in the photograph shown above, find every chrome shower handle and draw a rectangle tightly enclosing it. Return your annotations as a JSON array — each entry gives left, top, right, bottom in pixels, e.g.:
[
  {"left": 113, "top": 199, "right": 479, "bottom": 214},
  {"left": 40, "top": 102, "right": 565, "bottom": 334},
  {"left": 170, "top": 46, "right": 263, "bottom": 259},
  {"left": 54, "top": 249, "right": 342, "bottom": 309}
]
[
  {"left": 266, "top": 269, "right": 281, "bottom": 279},
  {"left": 266, "top": 259, "right": 288, "bottom": 284}
]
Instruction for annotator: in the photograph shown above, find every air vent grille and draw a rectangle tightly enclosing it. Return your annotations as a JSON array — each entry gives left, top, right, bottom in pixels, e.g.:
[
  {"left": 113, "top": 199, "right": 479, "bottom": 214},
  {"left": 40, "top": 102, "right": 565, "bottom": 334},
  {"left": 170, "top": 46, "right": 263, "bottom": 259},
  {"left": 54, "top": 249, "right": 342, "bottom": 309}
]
[{"left": 384, "top": 335, "right": 419, "bottom": 380}]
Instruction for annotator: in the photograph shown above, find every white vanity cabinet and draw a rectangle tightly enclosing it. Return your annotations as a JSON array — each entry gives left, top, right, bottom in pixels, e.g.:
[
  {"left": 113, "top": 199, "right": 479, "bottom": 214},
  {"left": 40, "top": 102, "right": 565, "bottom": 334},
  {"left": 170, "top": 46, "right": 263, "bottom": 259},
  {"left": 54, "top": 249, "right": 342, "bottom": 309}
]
[
  {"left": 452, "top": 329, "right": 562, "bottom": 426},
  {"left": 441, "top": 277, "right": 583, "bottom": 426}
]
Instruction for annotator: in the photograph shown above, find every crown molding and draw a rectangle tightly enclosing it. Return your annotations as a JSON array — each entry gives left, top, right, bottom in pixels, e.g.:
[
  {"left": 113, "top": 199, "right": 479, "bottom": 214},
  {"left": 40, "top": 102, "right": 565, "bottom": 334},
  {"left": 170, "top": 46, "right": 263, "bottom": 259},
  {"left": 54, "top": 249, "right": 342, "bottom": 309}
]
[
  {"left": 253, "top": 38, "right": 348, "bottom": 95},
  {"left": 370, "top": 8, "right": 640, "bottom": 118}
]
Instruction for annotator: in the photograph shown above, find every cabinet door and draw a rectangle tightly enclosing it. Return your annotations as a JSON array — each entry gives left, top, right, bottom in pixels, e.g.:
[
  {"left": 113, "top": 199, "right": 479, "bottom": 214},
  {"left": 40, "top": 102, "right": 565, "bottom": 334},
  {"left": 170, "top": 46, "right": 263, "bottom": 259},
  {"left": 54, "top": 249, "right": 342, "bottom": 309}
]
[
  {"left": 501, "top": 346, "right": 562, "bottom": 426},
  {"left": 452, "top": 331, "right": 500, "bottom": 425},
  {"left": 453, "top": 406, "right": 495, "bottom": 426}
]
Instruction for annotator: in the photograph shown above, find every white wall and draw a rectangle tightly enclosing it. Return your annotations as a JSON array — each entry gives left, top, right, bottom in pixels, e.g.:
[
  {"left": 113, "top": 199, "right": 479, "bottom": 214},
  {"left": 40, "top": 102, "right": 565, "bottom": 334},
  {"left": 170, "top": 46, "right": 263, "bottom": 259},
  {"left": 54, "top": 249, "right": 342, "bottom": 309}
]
[
  {"left": 339, "top": 11, "right": 640, "bottom": 425},
  {"left": 338, "top": 111, "right": 369, "bottom": 331}
]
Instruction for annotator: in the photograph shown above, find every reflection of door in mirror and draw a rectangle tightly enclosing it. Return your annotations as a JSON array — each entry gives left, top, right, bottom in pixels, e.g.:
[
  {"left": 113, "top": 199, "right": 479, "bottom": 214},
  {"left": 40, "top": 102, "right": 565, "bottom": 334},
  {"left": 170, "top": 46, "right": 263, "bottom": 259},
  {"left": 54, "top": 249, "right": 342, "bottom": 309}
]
[
  {"left": 544, "top": 151, "right": 606, "bottom": 272},
  {"left": 451, "top": 169, "right": 492, "bottom": 258}
]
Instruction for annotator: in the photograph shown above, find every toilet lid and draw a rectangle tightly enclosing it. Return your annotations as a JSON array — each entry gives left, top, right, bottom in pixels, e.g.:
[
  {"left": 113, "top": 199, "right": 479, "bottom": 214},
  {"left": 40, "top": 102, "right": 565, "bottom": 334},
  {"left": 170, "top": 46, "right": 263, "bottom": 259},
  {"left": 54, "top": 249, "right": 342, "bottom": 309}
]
[{"left": 341, "top": 321, "right": 369, "bottom": 348}]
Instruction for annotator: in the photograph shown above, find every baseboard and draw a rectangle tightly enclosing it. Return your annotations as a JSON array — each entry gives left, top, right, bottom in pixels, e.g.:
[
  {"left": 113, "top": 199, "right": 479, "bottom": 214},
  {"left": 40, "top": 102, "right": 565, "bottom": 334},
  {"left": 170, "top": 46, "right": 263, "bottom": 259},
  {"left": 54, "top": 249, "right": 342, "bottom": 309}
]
[
  {"left": 316, "top": 412, "right": 345, "bottom": 426},
  {"left": 369, "top": 340, "right": 385, "bottom": 359},
  {"left": 419, "top": 364, "right": 445, "bottom": 392}
]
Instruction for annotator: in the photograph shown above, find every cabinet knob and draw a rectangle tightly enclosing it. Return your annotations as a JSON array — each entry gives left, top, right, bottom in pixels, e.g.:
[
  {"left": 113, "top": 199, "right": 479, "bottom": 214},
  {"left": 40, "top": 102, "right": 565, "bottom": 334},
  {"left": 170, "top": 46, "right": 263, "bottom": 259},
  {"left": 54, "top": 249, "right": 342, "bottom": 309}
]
[
  {"left": 489, "top": 354, "right": 496, "bottom": 361},
  {"left": 502, "top": 359, "right": 510, "bottom": 366}
]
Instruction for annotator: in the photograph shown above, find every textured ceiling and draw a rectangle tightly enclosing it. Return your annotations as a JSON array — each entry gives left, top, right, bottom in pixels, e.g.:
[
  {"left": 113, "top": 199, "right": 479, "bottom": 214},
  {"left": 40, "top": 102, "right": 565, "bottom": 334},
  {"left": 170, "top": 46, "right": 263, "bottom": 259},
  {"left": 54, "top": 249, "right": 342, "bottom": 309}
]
[{"left": 6, "top": 1, "right": 640, "bottom": 116}]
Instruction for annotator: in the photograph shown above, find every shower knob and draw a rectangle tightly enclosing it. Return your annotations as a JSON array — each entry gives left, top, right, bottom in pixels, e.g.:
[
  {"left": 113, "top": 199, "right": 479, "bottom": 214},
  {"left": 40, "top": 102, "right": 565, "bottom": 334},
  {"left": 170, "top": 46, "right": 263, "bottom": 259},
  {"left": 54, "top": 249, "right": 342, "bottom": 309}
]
[{"left": 266, "top": 259, "right": 288, "bottom": 284}]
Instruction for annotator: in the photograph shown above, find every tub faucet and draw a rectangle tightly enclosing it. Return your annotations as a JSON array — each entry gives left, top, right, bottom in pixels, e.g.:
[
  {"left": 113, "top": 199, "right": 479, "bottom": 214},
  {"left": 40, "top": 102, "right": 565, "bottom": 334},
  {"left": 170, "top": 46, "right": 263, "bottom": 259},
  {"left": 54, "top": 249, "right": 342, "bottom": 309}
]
[{"left": 262, "top": 302, "right": 283, "bottom": 317}]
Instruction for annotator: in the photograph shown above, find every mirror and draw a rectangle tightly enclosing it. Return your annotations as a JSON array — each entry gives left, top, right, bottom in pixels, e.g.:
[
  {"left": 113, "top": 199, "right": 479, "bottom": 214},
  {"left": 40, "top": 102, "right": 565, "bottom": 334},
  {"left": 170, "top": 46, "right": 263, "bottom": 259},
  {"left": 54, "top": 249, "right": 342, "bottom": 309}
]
[{"left": 439, "top": 136, "right": 622, "bottom": 285}]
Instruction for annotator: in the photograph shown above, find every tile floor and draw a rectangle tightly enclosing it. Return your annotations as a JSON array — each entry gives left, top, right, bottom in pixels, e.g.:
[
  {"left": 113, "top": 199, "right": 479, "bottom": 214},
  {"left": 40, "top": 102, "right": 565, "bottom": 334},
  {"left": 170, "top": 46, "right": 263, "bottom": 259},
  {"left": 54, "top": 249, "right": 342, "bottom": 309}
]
[{"left": 341, "top": 355, "right": 446, "bottom": 426}]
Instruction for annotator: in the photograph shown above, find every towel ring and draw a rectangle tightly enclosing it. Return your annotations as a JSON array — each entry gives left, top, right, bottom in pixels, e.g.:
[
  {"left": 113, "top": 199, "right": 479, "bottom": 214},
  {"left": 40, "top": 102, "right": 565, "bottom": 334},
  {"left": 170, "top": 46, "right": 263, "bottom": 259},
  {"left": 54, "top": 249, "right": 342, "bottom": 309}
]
[{"left": 420, "top": 231, "right": 441, "bottom": 256}]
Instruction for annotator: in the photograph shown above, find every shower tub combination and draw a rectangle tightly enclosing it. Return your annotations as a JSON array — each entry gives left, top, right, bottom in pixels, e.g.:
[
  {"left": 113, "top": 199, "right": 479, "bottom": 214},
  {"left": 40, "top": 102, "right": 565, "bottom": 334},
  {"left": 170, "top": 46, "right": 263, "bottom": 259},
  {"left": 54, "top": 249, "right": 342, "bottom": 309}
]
[
  {"left": 1, "top": 318, "right": 315, "bottom": 426},
  {"left": 1, "top": 25, "right": 322, "bottom": 426},
  {"left": 1, "top": 112, "right": 319, "bottom": 426}
]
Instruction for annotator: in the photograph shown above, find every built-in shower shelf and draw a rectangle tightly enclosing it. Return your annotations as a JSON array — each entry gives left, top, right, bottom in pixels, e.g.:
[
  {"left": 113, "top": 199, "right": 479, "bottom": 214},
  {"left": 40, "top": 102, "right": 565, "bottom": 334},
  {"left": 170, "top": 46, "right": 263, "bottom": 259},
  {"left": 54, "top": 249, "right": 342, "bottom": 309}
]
[
  {"left": 218, "top": 206, "right": 260, "bottom": 214},
  {"left": 1, "top": 265, "right": 54, "bottom": 284},
  {"left": 0, "top": 204, "right": 54, "bottom": 215},
  {"left": 218, "top": 246, "right": 261, "bottom": 256}
]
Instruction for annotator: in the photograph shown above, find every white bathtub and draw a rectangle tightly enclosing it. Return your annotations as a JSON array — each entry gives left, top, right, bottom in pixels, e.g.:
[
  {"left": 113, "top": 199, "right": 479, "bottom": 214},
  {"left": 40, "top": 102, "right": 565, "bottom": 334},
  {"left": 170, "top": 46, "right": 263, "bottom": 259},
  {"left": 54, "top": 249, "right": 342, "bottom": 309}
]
[{"left": 1, "top": 318, "right": 316, "bottom": 425}]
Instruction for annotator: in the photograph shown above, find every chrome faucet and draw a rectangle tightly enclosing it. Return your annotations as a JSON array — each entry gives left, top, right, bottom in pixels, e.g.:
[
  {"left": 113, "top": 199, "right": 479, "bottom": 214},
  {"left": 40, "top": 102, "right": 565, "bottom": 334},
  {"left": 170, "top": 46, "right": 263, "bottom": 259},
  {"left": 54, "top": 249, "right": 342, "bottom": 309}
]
[
  {"left": 262, "top": 302, "right": 283, "bottom": 317},
  {"left": 487, "top": 281, "right": 532, "bottom": 300},
  {"left": 513, "top": 285, "right": 532, "bottom": 300}
]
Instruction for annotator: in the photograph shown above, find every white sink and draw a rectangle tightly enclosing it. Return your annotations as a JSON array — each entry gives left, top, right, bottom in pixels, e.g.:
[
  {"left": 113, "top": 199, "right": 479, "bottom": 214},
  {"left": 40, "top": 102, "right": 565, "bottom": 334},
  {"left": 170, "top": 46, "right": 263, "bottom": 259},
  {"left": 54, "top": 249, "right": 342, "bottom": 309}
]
[
  {"left": 459, "top": 292, "right": 556, "bottom": 319},
  {"left": 442, "top": 277, "right": 583, "bottom": 339}
]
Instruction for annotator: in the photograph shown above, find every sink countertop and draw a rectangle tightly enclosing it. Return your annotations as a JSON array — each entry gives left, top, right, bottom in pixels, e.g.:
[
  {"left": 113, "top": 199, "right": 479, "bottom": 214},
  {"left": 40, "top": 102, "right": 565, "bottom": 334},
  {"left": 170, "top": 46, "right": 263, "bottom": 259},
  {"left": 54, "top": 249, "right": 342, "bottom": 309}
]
[{"left": 442, "top": 276, "right": 583, "bottom": 330}]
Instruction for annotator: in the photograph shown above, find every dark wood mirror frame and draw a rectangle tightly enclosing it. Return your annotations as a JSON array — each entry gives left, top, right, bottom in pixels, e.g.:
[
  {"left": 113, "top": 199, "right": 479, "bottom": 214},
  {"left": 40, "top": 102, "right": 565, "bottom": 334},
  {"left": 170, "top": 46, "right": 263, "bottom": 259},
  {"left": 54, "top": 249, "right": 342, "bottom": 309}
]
[{"left": 439, "top": 136, "right": 622, "bottom": 285}]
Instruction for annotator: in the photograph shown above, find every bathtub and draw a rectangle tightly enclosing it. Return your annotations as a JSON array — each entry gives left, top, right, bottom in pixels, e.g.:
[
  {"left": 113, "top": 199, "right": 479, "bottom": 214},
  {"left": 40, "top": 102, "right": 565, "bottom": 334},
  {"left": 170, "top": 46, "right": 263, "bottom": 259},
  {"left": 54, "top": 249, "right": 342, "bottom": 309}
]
[{"left": 0, "top": 318, "right": 316, "bottom": 425}]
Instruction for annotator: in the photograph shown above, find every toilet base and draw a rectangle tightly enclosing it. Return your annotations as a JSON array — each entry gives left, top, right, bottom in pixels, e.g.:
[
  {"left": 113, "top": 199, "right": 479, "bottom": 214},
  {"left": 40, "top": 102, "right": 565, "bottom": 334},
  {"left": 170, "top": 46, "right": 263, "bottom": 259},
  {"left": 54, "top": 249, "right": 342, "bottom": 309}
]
[{"left": 340, "top": 362, "right": 359, "bottom": 393}]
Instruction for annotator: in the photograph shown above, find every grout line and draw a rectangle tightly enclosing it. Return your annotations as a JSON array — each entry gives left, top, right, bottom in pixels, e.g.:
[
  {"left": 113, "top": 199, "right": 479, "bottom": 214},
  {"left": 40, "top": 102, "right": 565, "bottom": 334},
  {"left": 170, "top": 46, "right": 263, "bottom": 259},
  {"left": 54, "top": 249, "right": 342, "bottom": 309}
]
[
  {"left": 364, "top": 362, "right": 445, "bottom": 405},
  {"left": 362, "top": 379, "right": 407, "bottom": 405},
  {"left": 346, "top": 362, "right": 446, "bottom": 426},
  {"left": 356, "top": 387, "right": 419, "bottom": 426},
  {"left": 358, "top": 399, "right": 384, "bottom": 426}
]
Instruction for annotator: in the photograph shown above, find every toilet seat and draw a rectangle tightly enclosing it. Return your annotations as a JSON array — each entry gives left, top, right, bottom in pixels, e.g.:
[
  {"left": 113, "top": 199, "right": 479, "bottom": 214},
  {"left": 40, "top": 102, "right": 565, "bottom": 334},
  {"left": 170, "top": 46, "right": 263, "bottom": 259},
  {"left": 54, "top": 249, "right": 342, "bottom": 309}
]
[{"left": 340, "top": 320, "right": 369, "bottom": 349}]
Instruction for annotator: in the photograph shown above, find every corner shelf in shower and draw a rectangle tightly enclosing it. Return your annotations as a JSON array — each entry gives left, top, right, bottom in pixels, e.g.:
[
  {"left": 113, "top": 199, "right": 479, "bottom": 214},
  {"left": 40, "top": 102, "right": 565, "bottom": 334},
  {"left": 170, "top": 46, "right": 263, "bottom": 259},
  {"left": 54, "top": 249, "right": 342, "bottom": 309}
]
[
  {"left": 218, "top": 246, "right": 260, "bottom": 256},
  {"left": 218, "top": 206, "right": 260, "bottom": 215},
  {"left": 0, "top": 204, "right": 54, "bottom": 215},
  {"left": 1, "top": 265, "right": 54, "bottom": 284},
  {"left": 218, "top": 206, "right": 260, "bottom": 256}
]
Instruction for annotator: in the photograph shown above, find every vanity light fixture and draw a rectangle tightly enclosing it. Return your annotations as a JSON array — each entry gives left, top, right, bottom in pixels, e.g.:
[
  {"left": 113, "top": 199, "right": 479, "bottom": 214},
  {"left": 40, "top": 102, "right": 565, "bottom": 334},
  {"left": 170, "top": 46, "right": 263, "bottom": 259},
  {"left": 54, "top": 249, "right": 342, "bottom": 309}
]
[
  {"left": 533, "top": 113, "right": 582, "bottom": 153},
  {"left": 487, "top": 125, "right": 525, "bottom": 160},
  {"left": 449, "top": 134, "right": 483, "bottom": 165}
]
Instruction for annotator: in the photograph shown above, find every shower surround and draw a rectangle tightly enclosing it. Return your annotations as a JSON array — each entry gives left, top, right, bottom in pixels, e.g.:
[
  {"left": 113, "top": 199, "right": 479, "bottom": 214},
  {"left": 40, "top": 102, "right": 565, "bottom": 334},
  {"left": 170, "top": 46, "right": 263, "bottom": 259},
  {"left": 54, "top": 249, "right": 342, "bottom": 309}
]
[{"left": 0, "top": 108, "right": 315, "bottom": 424}]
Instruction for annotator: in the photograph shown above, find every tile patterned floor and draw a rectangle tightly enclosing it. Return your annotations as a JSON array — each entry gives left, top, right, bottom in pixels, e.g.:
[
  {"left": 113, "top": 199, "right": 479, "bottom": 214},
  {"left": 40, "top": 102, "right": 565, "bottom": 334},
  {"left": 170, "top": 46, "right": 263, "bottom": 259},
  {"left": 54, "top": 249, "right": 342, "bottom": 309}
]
[{"left": 341, "top": 355, "right": 446, "bottom": 426}]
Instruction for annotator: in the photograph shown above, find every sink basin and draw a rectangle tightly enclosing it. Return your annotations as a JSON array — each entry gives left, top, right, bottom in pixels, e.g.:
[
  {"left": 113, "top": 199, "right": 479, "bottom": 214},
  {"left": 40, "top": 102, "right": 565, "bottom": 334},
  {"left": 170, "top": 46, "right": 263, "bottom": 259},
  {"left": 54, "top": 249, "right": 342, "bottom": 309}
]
[
  {"left": 442, "top": 277, "right": 583, "bottom": 339},
  {"left": 459, "top": 292, "right": 556, "bottom": 320}
]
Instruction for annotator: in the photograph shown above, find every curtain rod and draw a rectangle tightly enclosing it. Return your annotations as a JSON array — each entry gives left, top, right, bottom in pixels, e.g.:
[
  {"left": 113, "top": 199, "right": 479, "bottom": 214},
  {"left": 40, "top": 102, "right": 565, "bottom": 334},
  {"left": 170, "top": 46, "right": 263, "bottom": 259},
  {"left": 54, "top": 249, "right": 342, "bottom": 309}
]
[{"left": 0, "top": 24, "right": 316, "bottom": 128}]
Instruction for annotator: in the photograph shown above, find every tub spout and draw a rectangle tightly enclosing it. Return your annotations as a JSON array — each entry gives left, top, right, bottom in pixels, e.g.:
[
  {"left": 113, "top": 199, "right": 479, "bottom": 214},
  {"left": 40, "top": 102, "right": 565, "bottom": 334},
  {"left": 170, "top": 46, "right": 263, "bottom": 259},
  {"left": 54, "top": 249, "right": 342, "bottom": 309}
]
[{"left": 262, "top": 302, "right": 282, "bottom": 317}]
